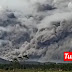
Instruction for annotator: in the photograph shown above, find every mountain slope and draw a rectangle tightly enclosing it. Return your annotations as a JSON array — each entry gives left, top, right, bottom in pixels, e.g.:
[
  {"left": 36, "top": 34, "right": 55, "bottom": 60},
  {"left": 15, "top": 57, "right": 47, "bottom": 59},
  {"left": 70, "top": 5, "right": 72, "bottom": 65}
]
[{"left": 0, "top": 58, "right": 10, "bottom": 64}]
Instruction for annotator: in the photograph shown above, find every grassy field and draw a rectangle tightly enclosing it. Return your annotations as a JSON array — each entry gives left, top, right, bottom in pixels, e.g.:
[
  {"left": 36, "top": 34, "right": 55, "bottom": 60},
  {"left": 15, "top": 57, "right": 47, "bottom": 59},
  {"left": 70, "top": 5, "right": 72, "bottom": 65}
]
[{"left": 0, "top": 69, "right": 72, "bottom": 72}]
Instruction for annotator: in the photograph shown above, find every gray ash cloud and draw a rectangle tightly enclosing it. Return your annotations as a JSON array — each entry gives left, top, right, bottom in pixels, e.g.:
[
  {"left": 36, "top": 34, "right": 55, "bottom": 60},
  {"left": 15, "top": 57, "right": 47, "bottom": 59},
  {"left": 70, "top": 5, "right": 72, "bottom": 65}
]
[{"left": 0, "top": 0, "right": 72, "bottom": 63}]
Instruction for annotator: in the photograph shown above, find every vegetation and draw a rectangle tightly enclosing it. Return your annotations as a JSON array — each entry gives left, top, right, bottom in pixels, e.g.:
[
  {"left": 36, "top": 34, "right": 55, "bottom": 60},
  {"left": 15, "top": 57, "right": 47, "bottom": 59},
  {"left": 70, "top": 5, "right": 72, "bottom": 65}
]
[
  {"left": 0, "top": 56, "right": 72, "bottom": 72},
  {"left": 0, "top": 69, "right": 72, "bottom": 72},
  {"left": 0, "top": 62, "right": 72, "bottom": 72}
]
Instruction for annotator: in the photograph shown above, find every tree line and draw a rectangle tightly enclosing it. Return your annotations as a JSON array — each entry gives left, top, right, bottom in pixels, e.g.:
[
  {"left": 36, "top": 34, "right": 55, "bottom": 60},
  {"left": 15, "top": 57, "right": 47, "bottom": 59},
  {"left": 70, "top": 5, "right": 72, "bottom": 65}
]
[{"left": 0, "top": 62, "right": 72, "bottom": 71}]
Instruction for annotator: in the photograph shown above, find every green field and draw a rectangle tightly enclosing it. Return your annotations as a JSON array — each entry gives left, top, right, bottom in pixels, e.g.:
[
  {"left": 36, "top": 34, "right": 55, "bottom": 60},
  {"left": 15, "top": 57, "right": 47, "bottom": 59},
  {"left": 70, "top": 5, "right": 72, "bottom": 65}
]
[{"left": 0, "top": 69, "right": 72, "bottom": 72}]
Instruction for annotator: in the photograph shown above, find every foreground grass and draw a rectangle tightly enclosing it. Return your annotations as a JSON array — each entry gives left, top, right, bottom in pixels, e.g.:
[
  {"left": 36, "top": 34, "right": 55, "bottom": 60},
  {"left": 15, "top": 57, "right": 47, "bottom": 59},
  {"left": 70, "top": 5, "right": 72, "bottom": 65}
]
[{"left": 0, "top": 69, "right": 72, "bottom": 72}]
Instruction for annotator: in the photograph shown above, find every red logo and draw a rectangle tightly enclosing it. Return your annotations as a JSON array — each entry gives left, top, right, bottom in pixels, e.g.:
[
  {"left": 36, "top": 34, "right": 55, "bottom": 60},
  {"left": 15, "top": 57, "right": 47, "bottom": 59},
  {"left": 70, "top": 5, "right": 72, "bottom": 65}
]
[{"left": 64, "top": 52, "right": 72, "bottom": 61}]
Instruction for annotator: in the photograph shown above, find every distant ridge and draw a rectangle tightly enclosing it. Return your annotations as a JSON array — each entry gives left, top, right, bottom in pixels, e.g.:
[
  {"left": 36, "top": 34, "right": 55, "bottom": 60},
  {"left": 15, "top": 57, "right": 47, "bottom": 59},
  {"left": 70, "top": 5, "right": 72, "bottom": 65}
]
[{"left": 0, "top": 58, "right": 10, "bottom": 64}]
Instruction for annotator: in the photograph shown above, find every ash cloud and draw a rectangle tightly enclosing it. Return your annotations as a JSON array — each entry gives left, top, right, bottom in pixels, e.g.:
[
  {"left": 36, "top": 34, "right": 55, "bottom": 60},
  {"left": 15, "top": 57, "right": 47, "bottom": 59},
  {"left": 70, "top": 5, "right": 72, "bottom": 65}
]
[{"left": 0, "top": 0, "right": 72, "bottom": 63}]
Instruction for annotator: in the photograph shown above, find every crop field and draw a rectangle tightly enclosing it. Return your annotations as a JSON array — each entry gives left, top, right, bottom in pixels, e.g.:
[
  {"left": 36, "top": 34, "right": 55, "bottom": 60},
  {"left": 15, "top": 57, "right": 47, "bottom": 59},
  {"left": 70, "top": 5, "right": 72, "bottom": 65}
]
[{"left": 0, "top": 69, "right": 72, "bottom": 72}]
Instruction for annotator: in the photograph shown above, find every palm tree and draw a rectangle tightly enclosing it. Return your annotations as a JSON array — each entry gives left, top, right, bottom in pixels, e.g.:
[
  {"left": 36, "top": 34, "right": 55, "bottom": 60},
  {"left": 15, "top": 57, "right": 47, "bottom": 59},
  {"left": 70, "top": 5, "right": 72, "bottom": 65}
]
[
  {"left": 13, "top": 58, "right": 20, "bottom": 68},
  {"left": 12, "top": 55, "right": 29, "bottom": 69},
  {"left": 12, "top": 58, "right": 19, "bottom": 72},
  {"left": 13, "top": 58, "right": 18, "bottom": 62},
  {"left": 21, "top": 55, "right": 29, "bottom": 69},
  {"left": 23, "top": 55, "right": 29, "bottom": 59}
]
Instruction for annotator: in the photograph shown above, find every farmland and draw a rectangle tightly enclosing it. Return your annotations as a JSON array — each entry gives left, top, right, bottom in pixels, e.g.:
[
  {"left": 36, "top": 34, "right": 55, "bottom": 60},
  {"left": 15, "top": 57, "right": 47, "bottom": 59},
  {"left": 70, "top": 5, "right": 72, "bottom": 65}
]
[{"left": 0, "top": 69, "right": 72, "bottom": 72}]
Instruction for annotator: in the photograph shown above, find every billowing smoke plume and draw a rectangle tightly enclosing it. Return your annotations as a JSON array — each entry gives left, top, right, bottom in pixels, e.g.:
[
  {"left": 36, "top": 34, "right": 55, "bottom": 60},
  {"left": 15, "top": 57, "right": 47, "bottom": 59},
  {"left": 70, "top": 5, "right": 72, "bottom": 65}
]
[{"left": 0, "top": 0, "right": 72, "bottom": 63}]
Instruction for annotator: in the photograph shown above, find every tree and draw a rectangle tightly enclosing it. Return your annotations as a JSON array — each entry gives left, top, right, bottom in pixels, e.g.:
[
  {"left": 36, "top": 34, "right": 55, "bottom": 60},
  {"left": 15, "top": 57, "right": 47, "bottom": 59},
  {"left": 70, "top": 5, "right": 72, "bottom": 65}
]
[
  {"left": 23, "top": 55, "right": 29, "bottom": 59},
  {"left": 12, "top": 55, "right": 29, "bottom": 69},
  {"left": 12, "top": 58, "right": 20, "bottom": 69}
]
